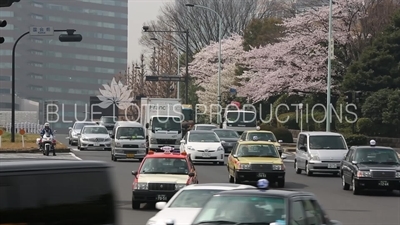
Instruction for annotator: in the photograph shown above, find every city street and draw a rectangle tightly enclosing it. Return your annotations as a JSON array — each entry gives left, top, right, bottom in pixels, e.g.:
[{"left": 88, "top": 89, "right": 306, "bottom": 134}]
[{"left": 56, "top": 135, "right": 400, "bottom": 225}]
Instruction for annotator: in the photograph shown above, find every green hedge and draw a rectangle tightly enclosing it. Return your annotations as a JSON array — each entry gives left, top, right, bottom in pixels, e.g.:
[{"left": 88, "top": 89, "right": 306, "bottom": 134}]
[
  {"left": 344, "top": 134, "right": 368, "bottom": 146},
  {"left": 356, "top": 117, "right": 374, "bottom": 136},
  {"left": 259, "top": 124, "right": 274, "bottom": 131},
  {"left": 259, "top": 124, "right": 294, "bottom": 143},
  {"left": 277, "top": 112, "right": 299, "bottom": 130}
]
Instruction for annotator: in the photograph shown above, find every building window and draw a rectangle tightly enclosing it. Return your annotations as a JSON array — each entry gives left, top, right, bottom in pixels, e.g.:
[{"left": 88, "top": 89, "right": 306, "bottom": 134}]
[
  {"left": 0, "top": 63, "right": 12, "bottom": 68},
  {"left": 29, "top": 62, "right": 43, "bottom": 67},
  {"left": 30, "top": 50, "right": 43, "bottom": 55},
  {"left": 0, "top": 50, "right": 12, "bottom": 55},
  {"left": 31, "top": 14, "right": 44, "bottom": 20},
  {"left": 47, "top": 87, "right": 62, "bottom": 92},
  {"left": 30, "top": 38, "right": 43, "bottom": 43},
  {"left": 32, "top": 2, "right": 44, "bottom": 7},
  {"left": 0, "top": 88, "right": 10, "bottom": 94},
  {"left": 29, "top": 73, "right": 43, "bottom": 79},
  {"left": 0, "top": 76, "right": 11, "bottom": 81},
  {"left": 1, "top": 11, "right": 14, "bottom": 17},
  {"left": 29, "top": 85, "right": 43, "bottom": 91},
  {"left": 0, "top": 103, "right": 14, "bottom": 108}
]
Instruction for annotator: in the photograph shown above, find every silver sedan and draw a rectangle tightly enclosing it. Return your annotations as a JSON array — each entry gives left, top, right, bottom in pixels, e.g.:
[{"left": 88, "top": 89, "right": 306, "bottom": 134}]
[{"left": 78, "top": 125, "right": 112, "bottom": 151}]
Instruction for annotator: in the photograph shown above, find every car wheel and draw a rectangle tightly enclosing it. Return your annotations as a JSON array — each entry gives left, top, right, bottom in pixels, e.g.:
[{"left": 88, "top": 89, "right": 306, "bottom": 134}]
[
  {"left": 131, "top": 200, "right": 140, "bottom": 210},
  {"left": 295, "top": 160, "right": 302, "bottom": 174},
  {"left": 352, "top": 177, "right": 361, "bottom": 195},
  {"left": 342, "top": 174, "right": 350, "bottom": 190},
  {"left": 306, "top": 163, "right": 313, "bottom": 176},
  {"left": 277, "top": 179, "right": 285, "bottom": 188}
]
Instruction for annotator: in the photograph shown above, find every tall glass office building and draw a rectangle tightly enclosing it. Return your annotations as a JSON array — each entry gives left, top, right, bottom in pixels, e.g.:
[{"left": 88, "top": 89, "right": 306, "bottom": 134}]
[{"left": 0, "top": 0, "right": 128, "bottom": 132}]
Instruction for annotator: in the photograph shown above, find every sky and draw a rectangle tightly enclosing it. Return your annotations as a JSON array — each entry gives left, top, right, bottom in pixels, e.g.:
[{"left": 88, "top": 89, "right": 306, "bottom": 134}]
[{"left": 128, "top": 0, "right": 174, "bottom": 64}]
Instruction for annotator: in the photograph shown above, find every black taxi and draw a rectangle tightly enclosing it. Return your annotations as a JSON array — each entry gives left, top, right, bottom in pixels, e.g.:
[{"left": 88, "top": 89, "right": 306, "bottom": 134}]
[
  {"left": 340, "top": 140, "right": 400, "bottom": 195},
  {"left": 188, "top": 179, "right": 342, "bottom": 225}
]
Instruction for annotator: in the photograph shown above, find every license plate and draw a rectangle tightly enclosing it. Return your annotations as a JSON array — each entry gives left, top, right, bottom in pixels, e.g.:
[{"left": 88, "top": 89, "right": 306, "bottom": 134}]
[
  {"left": 156, "top": 195, "right": 168, "bottom": 201},
  {"left": 379, "top": 181, "right": 389, "bottom": 186},
  {"left": 93, "top": 143, "right": 100, "bottom": 147},
  {"left": 257, "top": 173, "right": 266, "bottom": 178},
  {"left": 328, "top": 164, "right": 337, "bottom": 168},
  {"left": 202, "top": 153, "right": 211, "bottom": 157},
  {"left": 126, "top": 154, "right": 135, "bottom": 158}
]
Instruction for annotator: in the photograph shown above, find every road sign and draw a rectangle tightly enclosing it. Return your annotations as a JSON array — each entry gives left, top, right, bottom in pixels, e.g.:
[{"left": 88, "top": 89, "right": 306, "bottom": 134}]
[
  {"left": 30, "top": 26, "right": 54, "bottom": 36},
  {"left": 145, "top": 76, "right": 185, "bottom": 82},
  {"left": 19, "top": 129, "right": 25, "bottom": 135}
]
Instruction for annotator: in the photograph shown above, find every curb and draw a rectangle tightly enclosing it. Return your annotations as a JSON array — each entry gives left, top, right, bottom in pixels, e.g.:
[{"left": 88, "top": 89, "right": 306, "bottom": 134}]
[{"left": 0, "top": 148, "right": 70, "bottom": 153}]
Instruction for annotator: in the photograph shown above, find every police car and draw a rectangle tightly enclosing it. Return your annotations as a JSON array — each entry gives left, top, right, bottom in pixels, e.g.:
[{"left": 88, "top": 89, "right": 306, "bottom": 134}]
[
  {"left": 131, "top": 147, "right": 198, "bottom": 209},
  {"left": 188, "top": 179, "right": 343, "bottom": 225},
  {"left": 227, "top": 136, "right": 286, "bottom": 187},
  {"left": 238, "top": 126, "right": 284, "bottom": 156},
  {"left": 340, "top": 140, "right": 400, "bottom": 195}
]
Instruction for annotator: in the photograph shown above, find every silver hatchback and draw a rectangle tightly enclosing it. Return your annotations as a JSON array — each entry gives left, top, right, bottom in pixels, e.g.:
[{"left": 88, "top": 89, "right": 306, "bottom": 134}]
[{"left": 294, "top": 131, "right": 348, "bottom": 176}]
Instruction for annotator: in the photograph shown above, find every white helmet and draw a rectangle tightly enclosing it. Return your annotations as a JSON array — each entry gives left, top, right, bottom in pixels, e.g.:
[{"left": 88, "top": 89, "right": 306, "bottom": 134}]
[
  {"left": 370, "top": 140, "right": 376, "bottom": 146},
  {"left": 44, "top": 123, "right": 50, "bottom": 127}
]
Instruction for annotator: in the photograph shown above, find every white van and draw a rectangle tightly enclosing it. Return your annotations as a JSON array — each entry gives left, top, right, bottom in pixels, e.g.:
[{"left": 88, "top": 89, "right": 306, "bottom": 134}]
[
  {"left": 111, "top": 121, "right": 146, "bottom": 162},
  {"left": 294, "top": 131, "right": 348, "bottom": 176}
]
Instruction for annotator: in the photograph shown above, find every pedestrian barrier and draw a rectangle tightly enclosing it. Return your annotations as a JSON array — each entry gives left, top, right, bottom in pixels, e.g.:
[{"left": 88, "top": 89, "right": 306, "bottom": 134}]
[{"left": 4, "top": 122, "right": 44, "bottom": 134}]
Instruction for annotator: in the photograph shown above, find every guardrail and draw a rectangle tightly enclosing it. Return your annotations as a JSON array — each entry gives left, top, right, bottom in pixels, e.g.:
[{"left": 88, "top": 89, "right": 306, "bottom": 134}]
[{"left": 2, "top": 123, "right": 44, "bottom": 134}]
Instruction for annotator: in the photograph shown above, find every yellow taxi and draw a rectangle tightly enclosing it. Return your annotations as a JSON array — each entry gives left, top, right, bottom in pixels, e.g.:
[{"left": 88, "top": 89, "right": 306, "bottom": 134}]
[
  {"left": 227, "top": 138, "right": 286, "bottom": 187},
  {"left": 238, "top": 126, "right": 283, "bottom": 156}
]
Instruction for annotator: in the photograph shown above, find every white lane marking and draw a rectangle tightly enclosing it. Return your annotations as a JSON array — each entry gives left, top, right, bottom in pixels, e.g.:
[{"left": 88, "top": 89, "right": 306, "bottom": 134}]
[{"left": 69, "top": 152, "right": 82, "bottom": 160}]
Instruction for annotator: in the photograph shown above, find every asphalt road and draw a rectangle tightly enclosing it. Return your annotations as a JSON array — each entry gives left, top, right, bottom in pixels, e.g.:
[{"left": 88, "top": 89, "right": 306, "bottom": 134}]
[{"left": 57, "top": 134, "right": 400, "bottom": 225}]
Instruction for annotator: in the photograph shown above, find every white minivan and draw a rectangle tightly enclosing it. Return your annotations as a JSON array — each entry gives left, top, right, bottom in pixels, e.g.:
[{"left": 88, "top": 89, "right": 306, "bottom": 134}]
[
  {"left": 111, "top": 121, "right": 146, "bottom": 162},
  {"left": 294, "top": 131, "right": 348, "bottom": 176}
]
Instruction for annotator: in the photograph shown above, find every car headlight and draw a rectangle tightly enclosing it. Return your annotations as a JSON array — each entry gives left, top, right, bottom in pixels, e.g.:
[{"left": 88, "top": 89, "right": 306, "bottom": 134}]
[
  {"left": 310, "top": 155, "right": 320, "bottom": 161},
  {"left": 140, "top": 143, "right": 146, "bottom": 148},
  {"left": 217, "top": 146, "right": 224, "bottom": 151},
  {"left": 239, "top": 164, "right": 251, "bottom": 169},
  {"left": 187, "top": 146, "right": 195, "bottom": 151},
  {"left": 396, "top": 172, "right": 400, "bottom": 178},
  {"left": 175, "top": 183, "right": 186, "bottom": 190},
  {"left": 357, "top": 171, "right": 371, "bottom": 177},
  {"left": 133, "top": 182, "right": 148, "bottom": 190},
  {"left": 273, "top": 164, "right": 284, "bottom": 170},
  {"left": 150, "top": 138, "right": 157, "bottom": 144},
  {"left": 115, "top": 142, "right": 122, "bottom": 147}
]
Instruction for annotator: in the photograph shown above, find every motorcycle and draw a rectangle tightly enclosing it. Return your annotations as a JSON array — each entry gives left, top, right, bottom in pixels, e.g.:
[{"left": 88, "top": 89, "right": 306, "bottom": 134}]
[{"left": 36, "top": 131, "right": 57, "bottom": 156}]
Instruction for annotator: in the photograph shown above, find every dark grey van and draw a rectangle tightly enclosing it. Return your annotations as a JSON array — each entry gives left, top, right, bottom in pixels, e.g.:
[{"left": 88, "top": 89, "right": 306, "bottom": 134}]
[{"left": 0, "top": 160, "right": 117, "bottom": 225}]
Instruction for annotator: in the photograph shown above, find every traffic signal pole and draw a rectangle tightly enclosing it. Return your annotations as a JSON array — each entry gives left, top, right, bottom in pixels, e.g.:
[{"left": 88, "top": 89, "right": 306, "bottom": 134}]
[{"left": 11, "top": 29, "right": 82, "bottom": 142}]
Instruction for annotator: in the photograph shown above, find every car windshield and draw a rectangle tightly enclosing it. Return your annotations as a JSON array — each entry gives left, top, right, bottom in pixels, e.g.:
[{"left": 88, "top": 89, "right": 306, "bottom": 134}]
[
  {"left": 309, "top": 136, "right": 347, "bottom": 149},
  {"left": 236, "top": 144, "right": 279, "bottom": 158},
  {"left": 102, "top": 117, "right": 117, "bottom": 123},
  {"left": 116, "top": 127, "right": 145, "bottom": 139},
  {"left": 152, "top": 117, "right": 181, "bottom": 131},
  {"left": 169, "top": 189, "right": 222, "bottom": 208},
  {"left": 355, "top": 148, "right": 400, "bottom": 164},
  {"left": 193, "top": 195, "right": 286, "bottom": 224},
  {"left": 74, "top": 122, "right": 95, "bottom": 130},
  {"left": 214, "top": 130, "right": 239, "bottom": 138},
  {"left": 248, "top": 132, "right": 276, "bottom": 142},
  {"left": 139, "top": 158, "right": 189, "bottom": 174},
  {"left": 82, "top": 127, "right": 108, "bottom": 134},
  {"left": 189, "top": 133, "right": 220, "bottom": 142},
  {"left": 196, "top": 125, "right": 217, "bottom": 130}
]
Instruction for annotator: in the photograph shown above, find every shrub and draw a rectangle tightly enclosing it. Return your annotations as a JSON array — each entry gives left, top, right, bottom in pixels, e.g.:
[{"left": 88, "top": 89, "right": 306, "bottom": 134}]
[
  {"left": 272, "top": 127, "right": 293, "bottom": 143},
  {"left": 277, "top": 112, "right": 299, "bottom": 130},
  {"left": 301, "top": 112, "right": 326, "bottom": 131},
  {"left": 356, "top": 118, "right": 374, "bottom": 135},
  {"left": 259, "top": 123, "right": 274, "bottom": 131},
  {"left": 344, "top": 134, "right": 368, "bottom": 146}
]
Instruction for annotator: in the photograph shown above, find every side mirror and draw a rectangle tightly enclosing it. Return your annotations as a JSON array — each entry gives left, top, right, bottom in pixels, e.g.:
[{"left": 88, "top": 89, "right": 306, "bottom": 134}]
[
  {"left": 53, "top": 130, "right": 57, "bottom": 133},
  {"left": 221, "top": 140, "right": 225, "bottom": 143},
  {"left": 131, "top": 171, "right": 138, "bottom": 176},
  {"left": 188, "top": 172, "right": 195, "bottom": 177},
  {"left": 330, "top": 220, "right": 342, "bottom": 225},
  {"left": 299, "top": 146, "right": 306, "bottom": 151},
  {"left": 278, "top": 140, "right": 283, "bottom": 143},
  {"left": 146, "top": 123, "right": 149, "bottom": 129},
  {"left": 155, "top": 201, "right": 167, "bottom": 210},
  {"left": 281, "top": 154, "right": 287, "bottom": 159},
  {"left": 111, "top": 135, "right": 115, "bottom": 138},
  {"left": 180, "top": 140, "right": 185, "bottom": 144},
  {"left": 68, "top": 127, "right": 72, "bottom": 130},
  {"left": 233, "top": 154, "right": 238, "bottom": 158},
  {"left": 351, "top": 161, "right": 357, "bottom": 165}
]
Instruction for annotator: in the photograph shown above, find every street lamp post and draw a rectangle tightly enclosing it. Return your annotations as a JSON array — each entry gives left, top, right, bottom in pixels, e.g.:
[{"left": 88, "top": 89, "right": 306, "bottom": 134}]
[
  {"left": 11, "top": 29, "right": 82, "bottom": 142},
  {"left": 299, "top": 103, "right": 303, "bottom": 132},
  {"left": 326, "top": 0, "right": 333, "bottom": 131},
  {"left": 150, "top": 37, "right": 185, "bottom": 98},
  {"left": 142, "top": 26, "right": 189, "bottom": 104},
  {"left": 186, "top": 3, "right": 222, "bottom": 125}
]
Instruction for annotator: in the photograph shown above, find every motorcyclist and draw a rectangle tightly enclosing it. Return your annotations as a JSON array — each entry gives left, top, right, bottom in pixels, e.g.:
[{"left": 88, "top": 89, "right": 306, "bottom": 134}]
[{"left": 40, "top": 123, "right": 55, "bottom": 155}]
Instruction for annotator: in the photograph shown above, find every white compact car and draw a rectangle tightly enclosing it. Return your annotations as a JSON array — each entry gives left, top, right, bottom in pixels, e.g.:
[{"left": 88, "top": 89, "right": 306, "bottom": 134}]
[
  {"left": 77, "top": 125, "right": 112, "bottom": 150},
  {"left": 180, "top": 130, "right": 225, "bottom": 165},
  {"left": 146, "top": 183, "right": 255, "bottom": 225}
]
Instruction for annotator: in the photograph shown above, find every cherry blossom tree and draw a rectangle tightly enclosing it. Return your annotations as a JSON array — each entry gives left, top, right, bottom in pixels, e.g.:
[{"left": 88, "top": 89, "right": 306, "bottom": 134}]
[
  {"left": 238, "top": 0, "right": 371, "bottom": 102},
  {"left": 188, "top": 33, "right": 244, "bottom": 104}
]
